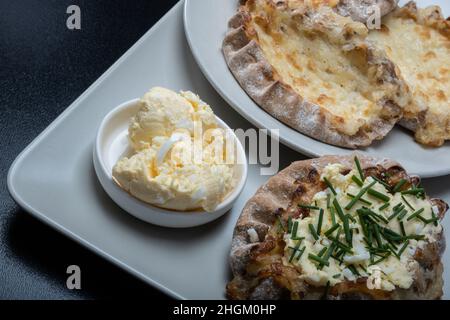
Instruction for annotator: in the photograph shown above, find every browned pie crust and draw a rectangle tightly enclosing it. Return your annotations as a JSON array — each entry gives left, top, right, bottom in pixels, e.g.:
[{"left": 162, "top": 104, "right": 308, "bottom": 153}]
[
  {"left": 223, "top": 0, "right": 410, "bottom": 149},
  {"left": 227, "top": 154, "right": 447, "bottom": 299}
]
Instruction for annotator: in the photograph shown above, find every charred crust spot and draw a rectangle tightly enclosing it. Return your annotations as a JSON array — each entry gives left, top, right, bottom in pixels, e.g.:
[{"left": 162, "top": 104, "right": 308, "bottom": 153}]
[{"left": 307, "top": 168, "right": 320, "bottom": 183}]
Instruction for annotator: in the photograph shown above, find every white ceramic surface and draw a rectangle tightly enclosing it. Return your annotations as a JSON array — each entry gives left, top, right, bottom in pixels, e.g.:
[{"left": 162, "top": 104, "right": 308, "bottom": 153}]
[
  {"left": 7, "top": 1, "right": 450, "bottom": 299},
  {"left": 184, "top": 0, "right": 450, "bottom": 178},
  {"left": 93, "top": 98, "right": 248, "bottom": 228}
]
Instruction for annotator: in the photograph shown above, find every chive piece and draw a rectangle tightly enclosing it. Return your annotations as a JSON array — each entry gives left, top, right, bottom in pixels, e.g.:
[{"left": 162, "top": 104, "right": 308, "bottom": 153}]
[
  {"left": 397, "top": 241, "right": 409, "bottom": 257},
  {"left": 347, "top": 193, "right": 372, "bottom": 206},
  {"left": 291, "top": 221, "right": 299, "bottom": 239},
  {"left": 329, "top": 207, "right": 336, "bottom": 226},
  {"left": 298, "top": 204, "right": 320, "bottom": 210},
  {"left": 291, "top": 236, "right": 305, "bottom": 241},
  {"left": 333, "top": 198, "right": 346, "bottom": 221},
  {"left": 399, "top": 221, "right": 406, "bottom": 237},
  {"left": 431, "top": 209, "right": 438, "bottom": 227},
  {"left": 309, "top": 224, "right": 319, "bottom": 241},
  {"left": 354, "top": 156, "right": 364, "bottom": 181},
  {"left": 404, "top": 234, "right": 425, "bottom": 241},
  {"left": 352, "top": 175, "right": 364, "bottom": 187},
  {"left": 393, "top": 179, "right": 407, "bottom": 193},
  {"left": 368, "top": 189, "right": 390, "bottom": 202},
  {"left": 359, "top": 264, "right": 367, "bottom": 273},
  {"left": 288, "top": 240, "right": 302, "bottom": 262},
  {"left": 308, "top": 253, "right": 330, "bottom": 266},
  {"left": 318, "top": 247, "right": 327, "bottom": 257},
  {"left": 347, "top": 265, "right": 360, "bottom": 276},
  {"left": 369, "top": 253, "right": 391, "bottom": 265},
  {"left": 287, "top": 217, "right": 293, "bottom": 233},
  {"left": 401, "top": 195, "right": 415, "bottom": 211},
  {"left": 296, "top": 247, "right": 306, "bottom": 261},
  {"left": 326, "top": 193, "right": 331, "bottom": 209},
  {"left": 401, "top": 188, "right": 425, "bottom": 197},
  {"left": 343, "top": 215, "right": 352, "bottom": 246},
  {"left": 332, "top": 273, "right": 341, "bottom": 279},
  {"left": 323, "top": 177, "right": 337, "bottom": 195},
  {"left": 324, "top": 224, "right": 340, "bottom": 237},
  {"left": 373, "top": 224, "right": 383, "bottom": 248},
  {"left": 317, "top": 209, "right": 324, "bottom": 235},
  {"left": 407, "top": 208, "right": 425, "bottom": 221},
  {"left": 345, "top": 181, "right": 376, "bottom": 210},
  {"left": 371, "top": 176, "right": 391, "bottom": 190},
  {"left": 357, "top": 212, "right": 368, "bottom": 237},
  {"left": 277, "top": 216, "right": 285, "bottom": 232},
  {"left": 397, "top": 209, "right": 408, "bottom": 221},
  {"left": 379, "top": 202, "right": 390, "bottom": 211}
]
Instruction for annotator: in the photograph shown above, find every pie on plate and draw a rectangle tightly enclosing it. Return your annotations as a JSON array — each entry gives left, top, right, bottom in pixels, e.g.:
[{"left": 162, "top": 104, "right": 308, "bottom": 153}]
[
  {"left": 223, "top": 0, "right": 410, "bottom": 149},
  {"left": 368, "top": 2, "right": 450, "bottom": 147},
  {"left": 227, "top": 155, "right": 448, "bottom": 299}
]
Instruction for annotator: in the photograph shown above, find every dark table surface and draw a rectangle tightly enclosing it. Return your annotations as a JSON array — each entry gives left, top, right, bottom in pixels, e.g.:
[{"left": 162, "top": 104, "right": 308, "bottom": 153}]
[{"left": 0, "top": 0, "right": 179, "bottom": 300}]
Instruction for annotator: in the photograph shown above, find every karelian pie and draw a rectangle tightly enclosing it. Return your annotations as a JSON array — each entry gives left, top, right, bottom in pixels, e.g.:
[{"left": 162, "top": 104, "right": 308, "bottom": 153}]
[
  {"left": 223, "top": 0, "right": 410, "bottom": 149},
  {"left": 227, "top": 155, "right": 448, "bottom": 299},
  {"left": 368, "top": 2, "right": 450, "bottom": 147}
]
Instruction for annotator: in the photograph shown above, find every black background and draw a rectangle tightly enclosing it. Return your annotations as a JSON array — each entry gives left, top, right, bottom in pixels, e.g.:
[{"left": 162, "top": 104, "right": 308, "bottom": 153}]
[{"left": 0, "top": 0, "right": 178, "bottom": 299}]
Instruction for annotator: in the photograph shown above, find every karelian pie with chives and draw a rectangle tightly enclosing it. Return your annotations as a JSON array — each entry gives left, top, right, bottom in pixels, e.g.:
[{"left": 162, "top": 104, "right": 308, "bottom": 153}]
[
  {"left": 368, "top": 2, "right": 450, "bottom": 147},
  {"left": 223, "top": 0, "right": 410, "bottom": 149},
  {"left": 227, "top": 155, "right": 448, "bottom": 299}
]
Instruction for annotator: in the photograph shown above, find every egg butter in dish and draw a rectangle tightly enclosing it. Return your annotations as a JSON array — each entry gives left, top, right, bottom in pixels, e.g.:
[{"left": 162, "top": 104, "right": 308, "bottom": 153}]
[{"left": 94, "top": 87, "right": 247, "bottom": 228}]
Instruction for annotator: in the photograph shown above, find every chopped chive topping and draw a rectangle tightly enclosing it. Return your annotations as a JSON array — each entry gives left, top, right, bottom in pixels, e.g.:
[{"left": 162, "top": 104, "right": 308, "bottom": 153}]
[
  {"left": 367, "top": 188, "right": 390, "bottom": 202},
  {"left": 401, "top": 187, "right": 425, "bottom": 197},
  {"left": 323, "top": 177, "right": 337, "bottom": 195},
  {"left": 397, "top": 208, "right": 408, "bottom": 221},
  {"left": 393, "top": 179, "right": 407, "bottom": 193},
  {"left": 379, "top": 202, "right": 390, "bottom": 211},
  {"left": 288, "top": 240, "right": 302, "bottom": 262},
  {"left": 308, "top": 253, "right": 330, "bottom": 266},
  {"left": 324, "top": 224, "right": 340, "bottom": 237},
  {"left": 345, "top": 181, "right": 376, "bottom": 210},
  {"left": 326, "top": 193, "right": 331, "bottom": 209},
  {"left": 371, "top": 176, "right": 391, "bottom": 190},
  {"left": 343, "top": 215, "right": 352, "bottom": 246},
  {"left": 333, "top": 199, "right": 346, "bottom": 222},
  {"left": 347, "top": 265, "right": 360, "bottom": 276},
  {"left": 317, "top": 209, "right": 324, "bottom": 235},
  {"left": 401, "top": 195, "right": 415, "bottom": 211},
  {"left": 397, "top": 241, "right": 409, "bottom": 257},
  {"left": 431, "top": 209, "right": 438, "bottom": 227},
  {"left": 318, "top": 247, "right": 327, "bottom": 257},
  {"left": 407, "top": 208, "right": 425, "bottom": 221},
  {"left": 347, "top": 193, "right": 372, "bottom": 206},
  {"left": 287, "top": 216, "right": 293, "bottom": 233},
  {"left": 309, "top": 224, "right": 319, "bottom": 241},
  {"left": 369, "top": 252, "right": 391, "bottom": 265},
  {"left": 352, "top": 175, "right": 364, "bottom": 187},
  {"left": 399, "top": 221, "right": 406, "bottom": 237},
  {"left": 332, "top": 273, "right": 341, "bottom": 279},
  {"left": 329, "top": 207, "right": 336, "bottom": 226},
  {"left": 291, "top": 221, "right": 299, "bottom": 239},
  {"left": 373, "top": 224, "right": 383, "bottom": 247},
  {"left": 298, "top": 204, "right": 320, "bottom": 210},
  {"left": 354, "top": 156, "right": 364, "bottom": 181}
]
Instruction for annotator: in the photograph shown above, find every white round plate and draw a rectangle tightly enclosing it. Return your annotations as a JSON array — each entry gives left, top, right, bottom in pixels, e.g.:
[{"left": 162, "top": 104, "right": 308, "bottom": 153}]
[
  {"left": 184, "top": 0, "right": 450, "bottom": 178},
  {"left": 93, "top": 99, "right": 248, "bottom": 228}
]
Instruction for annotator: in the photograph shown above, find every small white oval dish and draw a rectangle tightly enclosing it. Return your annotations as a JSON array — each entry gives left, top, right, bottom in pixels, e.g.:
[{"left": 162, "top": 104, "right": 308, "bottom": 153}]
[{"left": 93, "top": 98, "right": 248, "bottom": 228}]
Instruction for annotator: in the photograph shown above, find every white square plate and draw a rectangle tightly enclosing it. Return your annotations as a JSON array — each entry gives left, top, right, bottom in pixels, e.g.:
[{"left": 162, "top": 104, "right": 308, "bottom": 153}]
[{"left": 7, "top": 1, "right": 450, "bottom": 299}]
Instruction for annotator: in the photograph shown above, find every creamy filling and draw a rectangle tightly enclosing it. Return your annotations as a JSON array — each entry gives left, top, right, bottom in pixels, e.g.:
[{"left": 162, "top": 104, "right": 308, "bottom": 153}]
[{"left": 283, "top": 160, "right": 442, "bottom": 291}]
